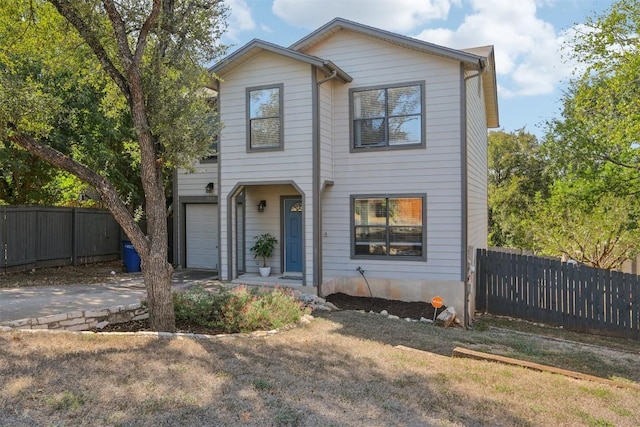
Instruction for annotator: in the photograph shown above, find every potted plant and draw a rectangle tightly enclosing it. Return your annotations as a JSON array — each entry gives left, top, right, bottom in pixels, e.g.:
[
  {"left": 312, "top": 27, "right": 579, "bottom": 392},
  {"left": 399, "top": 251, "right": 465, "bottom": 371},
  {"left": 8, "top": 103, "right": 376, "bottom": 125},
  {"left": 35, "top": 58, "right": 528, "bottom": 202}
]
[{"left": 250, "top": 232, "right": 278, "bottom": 277}]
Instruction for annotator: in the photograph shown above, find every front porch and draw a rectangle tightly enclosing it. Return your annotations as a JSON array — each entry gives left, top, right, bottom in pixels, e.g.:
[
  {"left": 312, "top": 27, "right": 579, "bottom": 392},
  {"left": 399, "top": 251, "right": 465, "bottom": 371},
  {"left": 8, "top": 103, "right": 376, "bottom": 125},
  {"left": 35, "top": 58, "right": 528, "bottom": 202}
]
[
  {"left": 231, "top": 272, "right": 316, "bottom": 297},
  {"left": 222, "top": 181, "right": 315, "bottom": 286}
]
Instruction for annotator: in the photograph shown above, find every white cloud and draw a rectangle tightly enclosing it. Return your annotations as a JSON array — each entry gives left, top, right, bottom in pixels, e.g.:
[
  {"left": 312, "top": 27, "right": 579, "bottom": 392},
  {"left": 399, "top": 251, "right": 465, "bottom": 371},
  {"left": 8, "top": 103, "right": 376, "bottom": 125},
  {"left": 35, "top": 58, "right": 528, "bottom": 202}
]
[
  {"left": 414, "top": 0, "right": 576, "bottom": 98},
  {"left": 225, "top": 0, "right": 256, "bottom": 41},
  {"left": 272, "top": 0, "right": 460, "bottom": 32}
]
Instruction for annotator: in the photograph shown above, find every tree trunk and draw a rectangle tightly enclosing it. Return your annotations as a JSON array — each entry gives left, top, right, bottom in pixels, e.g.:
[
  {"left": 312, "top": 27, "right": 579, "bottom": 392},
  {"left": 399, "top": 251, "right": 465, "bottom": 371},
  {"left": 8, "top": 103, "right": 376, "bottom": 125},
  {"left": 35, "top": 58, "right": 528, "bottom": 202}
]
[
  {"left": 143, "top": 248, "right": 175, "bottom": 331},
  {"left": 42, "top": 0, "right": 177, "bottom": 332},
  {"left": 9, "top": 131, "right": 177, "bottom": 332}
]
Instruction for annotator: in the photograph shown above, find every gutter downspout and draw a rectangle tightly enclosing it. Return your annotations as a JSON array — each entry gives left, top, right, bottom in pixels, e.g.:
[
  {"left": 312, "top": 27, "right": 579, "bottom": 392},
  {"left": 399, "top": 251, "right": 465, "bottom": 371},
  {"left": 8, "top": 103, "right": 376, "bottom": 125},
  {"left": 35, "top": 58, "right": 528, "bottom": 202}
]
[
  {"left": 313, "top": 69, "right": 338, "bottom": 298},
  {"left": 461, "top": 59, "right": 486, "bottom": 329}
]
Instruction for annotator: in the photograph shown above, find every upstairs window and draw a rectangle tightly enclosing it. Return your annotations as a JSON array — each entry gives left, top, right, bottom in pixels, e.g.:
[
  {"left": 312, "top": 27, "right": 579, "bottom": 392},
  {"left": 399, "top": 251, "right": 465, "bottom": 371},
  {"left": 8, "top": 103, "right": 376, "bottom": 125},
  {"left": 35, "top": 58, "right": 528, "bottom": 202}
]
[
  {"left": 247, "top": 84, "right": 283, "bottom": 151},
  {"left": 351, "top": 82, "right": 424, "bottom": 150},
  {"left": 201, "top": 95, "right": 218, "bottom": 163},
  {"left": 352, "top": 195, "right": 426, "bottom": 259}
]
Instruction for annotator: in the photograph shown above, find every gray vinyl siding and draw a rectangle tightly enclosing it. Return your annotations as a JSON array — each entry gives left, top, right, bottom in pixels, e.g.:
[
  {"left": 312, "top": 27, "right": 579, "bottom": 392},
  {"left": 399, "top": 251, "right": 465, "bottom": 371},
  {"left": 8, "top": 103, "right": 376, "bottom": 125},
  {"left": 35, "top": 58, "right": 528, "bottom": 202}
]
[
  {"left": 217, "top": 51, "right": 315, "bottom": 283},
  {"left": 465, "top": 70, "right": 489, "bottom": 256},
  {"left": 176, "top": 163, "right": 218, "bottom": 197},
  {"left": 311, "top": 30, "right": 464, "bottom": 281},
  {"left": 319, "top": 71, "right": 334, "bottom": 185}
]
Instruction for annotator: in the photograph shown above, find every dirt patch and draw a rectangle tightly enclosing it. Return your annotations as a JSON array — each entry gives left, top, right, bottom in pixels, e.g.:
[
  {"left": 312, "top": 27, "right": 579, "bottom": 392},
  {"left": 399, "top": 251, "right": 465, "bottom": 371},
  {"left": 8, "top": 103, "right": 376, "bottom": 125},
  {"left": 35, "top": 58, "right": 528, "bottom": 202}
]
[
  {"left": 326, "top": 292, "right": 441, "bottom": 320},
  {"left": 0, "top": 260, "right": 123, "bottom": 288},
  {"left": 95, "top": 318, "right": 236, "bottom": 335}
]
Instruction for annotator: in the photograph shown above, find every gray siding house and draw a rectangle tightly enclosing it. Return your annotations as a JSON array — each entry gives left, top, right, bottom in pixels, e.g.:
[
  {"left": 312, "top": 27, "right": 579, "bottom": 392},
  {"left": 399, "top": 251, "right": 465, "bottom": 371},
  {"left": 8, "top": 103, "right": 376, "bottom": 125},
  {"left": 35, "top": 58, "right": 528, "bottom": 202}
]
[{"left": 173, "top": 18, "right": 499, "bottom": 324}]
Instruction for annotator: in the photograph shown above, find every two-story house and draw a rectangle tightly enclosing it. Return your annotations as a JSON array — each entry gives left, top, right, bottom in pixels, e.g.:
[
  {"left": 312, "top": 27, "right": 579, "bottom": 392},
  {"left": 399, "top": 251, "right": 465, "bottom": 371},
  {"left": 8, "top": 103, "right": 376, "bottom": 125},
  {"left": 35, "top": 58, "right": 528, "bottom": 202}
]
[{"left": 173, "top": 18, "right": 499, "bottom": 324}]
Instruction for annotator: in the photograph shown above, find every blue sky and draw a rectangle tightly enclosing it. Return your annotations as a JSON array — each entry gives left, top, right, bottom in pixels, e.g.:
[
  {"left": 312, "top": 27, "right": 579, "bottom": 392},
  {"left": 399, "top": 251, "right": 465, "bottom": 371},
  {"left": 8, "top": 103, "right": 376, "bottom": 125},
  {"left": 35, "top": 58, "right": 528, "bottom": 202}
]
[{"left": 219, "top": 0, "right": 614, "bottom": 138}]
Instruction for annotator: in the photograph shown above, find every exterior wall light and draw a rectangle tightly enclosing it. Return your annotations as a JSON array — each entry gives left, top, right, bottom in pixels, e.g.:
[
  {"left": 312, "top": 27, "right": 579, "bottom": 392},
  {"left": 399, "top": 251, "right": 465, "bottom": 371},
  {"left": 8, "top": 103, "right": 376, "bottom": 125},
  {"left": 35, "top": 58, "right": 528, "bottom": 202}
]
[
  {"left": 205, "top": 182, "right": 214, "bottom": 193},
  {"left": 257, "top": 200, "right": 267, "bottom": 212}
]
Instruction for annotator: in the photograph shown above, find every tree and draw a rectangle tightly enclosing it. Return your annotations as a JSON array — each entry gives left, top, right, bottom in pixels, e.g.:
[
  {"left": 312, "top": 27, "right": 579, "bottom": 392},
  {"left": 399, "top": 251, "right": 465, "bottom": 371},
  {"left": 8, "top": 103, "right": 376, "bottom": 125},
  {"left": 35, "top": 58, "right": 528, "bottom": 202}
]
[
  {"left": 539, "top": 0, "right": 640, "bottom": 268},
  {"left": 0, "top": 0, "right": 227, "bottom": 331},
  {"left": 487, "top": 129, "right": 550, "bottom": 249},
  {"left": 531, "top": 188, "right": 638, "bottom": 269},
  {"left": 547, "top": 0, "right": 640, "bottom": 193}
]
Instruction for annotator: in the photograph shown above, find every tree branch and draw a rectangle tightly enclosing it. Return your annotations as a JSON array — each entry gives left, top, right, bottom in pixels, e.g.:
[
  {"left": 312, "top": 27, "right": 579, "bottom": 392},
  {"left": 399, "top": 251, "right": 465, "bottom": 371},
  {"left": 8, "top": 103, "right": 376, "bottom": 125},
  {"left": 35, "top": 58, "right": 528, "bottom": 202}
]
[
  {"left": 48, "top": 0, "right": 131, "bottom": 103},
  {"left": 133, "top": 0, "right": 162, "bottom": 66},
  {"left": 9, "top": 131, "right": 150, "bottom": 256},
  {"left": 101, "top": 0, "right": 134, "bottom": 70},
  {"left": 599, "top": 153, "right": 640, "bottom": 171}
]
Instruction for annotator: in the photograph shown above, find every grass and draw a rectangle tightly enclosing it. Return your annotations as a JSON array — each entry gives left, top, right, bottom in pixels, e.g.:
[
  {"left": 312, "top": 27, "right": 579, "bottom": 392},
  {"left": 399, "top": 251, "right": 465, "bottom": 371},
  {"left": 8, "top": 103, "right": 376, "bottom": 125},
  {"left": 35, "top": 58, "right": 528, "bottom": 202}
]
[
  {"left": 1, "top": 310, "right": 639, "bottom": 426},
  {"left": 46, "top": 391, "right": 85, "bottom": 411}
]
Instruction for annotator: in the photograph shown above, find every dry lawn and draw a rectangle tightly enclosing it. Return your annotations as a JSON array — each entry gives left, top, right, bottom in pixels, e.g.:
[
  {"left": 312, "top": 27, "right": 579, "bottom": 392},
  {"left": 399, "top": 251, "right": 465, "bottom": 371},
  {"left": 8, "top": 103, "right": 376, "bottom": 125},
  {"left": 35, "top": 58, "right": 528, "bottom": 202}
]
[{"left": 2, "top": 311, "right": 639, "bottom": 426}]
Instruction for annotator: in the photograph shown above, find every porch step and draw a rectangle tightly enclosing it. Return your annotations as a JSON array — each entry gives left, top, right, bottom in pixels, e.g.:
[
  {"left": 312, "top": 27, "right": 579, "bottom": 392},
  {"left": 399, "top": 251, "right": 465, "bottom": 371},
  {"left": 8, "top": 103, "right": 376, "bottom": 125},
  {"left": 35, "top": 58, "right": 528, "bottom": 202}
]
[{"left": 231, "top": 274, "right": 316, "bottom": 296}]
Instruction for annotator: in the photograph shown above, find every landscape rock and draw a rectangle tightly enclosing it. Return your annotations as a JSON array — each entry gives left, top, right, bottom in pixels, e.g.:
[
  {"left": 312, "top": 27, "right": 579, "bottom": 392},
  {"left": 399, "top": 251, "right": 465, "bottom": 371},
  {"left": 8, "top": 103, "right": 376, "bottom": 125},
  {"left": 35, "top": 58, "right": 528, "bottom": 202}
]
[
  {"left": 436, "top": 306, "right": 457, "bottom": 328},
  {"left": 380, "top": 310, "right": 389, "bottom": 316}
]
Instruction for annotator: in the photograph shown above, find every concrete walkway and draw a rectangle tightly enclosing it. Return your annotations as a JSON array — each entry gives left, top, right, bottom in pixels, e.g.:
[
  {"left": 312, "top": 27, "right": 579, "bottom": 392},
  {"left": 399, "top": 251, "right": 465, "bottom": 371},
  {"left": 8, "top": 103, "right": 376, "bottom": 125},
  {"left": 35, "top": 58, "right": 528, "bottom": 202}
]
[{"left": 0, "top": 270, "right": 317, "bottom": 323}]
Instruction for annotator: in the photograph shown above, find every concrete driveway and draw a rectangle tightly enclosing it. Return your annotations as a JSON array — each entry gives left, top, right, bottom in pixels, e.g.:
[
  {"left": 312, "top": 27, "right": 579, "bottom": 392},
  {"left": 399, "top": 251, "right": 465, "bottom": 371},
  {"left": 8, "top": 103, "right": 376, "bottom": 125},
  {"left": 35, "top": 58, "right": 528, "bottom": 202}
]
[{"left": 0, "top": 270, "right": 219, "bottom": 323}]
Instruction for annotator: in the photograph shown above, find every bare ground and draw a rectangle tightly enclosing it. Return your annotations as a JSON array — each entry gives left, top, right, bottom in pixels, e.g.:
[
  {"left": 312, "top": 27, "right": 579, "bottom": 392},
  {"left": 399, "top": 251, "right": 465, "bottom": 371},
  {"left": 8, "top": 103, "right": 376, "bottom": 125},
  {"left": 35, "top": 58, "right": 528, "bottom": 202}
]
[{"left": 0, "top": 260, "right": 123, "bottom": 288}]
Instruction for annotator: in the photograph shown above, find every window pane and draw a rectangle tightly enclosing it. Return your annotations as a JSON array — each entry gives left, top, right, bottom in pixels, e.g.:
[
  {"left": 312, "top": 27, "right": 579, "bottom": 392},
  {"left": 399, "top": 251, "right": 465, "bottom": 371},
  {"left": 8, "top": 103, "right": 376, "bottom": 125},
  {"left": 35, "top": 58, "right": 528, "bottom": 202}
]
[
  {"left": 389, "top": 223, "right": 422, "bottom": 256},
  {"left": 388, "top": 115, "right": 421, "bottom": 145},
  {"left": 250, "top": 87, "right": 279, "bottom": 118},
  {"left": 355, "top": 226, "right": 386, "bottom": 255},
  {"left": 354, "top": 119, "right": 385, "bottom": 147},
  {"left": 353, "top": 89, "right": 385, "bottom": 119},
  {"left": 354, "top": 198, "right": 386, "bottom": 226},
  {"left": 389, "top": 226, "right": 423, "bottom": 243},
  {"left": 388, "top": 85, "right": 421, "bottom": 116},
  {"left": 388, "top": 198, "right": 422, "bottom": 226},
  {"left": 250, "top": 118, "right": 280, "bottom": 148}
]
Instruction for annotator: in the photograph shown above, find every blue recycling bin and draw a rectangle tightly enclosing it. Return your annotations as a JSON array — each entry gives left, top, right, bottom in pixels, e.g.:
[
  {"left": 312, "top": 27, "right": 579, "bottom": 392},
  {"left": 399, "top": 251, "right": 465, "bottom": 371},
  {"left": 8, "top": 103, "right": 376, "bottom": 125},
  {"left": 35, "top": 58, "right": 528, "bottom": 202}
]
[{"left": 122, "top": 240, "right": 141, "bottom": 273}]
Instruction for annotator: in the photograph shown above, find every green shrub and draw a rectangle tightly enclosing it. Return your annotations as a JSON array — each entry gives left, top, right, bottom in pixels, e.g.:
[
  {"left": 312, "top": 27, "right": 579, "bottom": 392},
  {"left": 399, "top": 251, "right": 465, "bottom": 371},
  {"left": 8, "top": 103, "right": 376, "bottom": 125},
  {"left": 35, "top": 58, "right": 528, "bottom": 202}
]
[
  {"left": 173, "top": 286, "right": 310, "bottom": 334},
  {"left": 172, "top": 286, "right": 217, "bottom": 326}
]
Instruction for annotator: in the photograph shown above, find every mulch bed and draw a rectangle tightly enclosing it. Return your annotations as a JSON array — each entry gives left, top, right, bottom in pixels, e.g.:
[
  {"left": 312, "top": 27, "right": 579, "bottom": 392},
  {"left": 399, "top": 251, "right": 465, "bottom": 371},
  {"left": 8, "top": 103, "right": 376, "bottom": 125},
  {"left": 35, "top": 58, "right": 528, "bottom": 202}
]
[
  {"left": 325, "top": 293, "right": 441, "bottom": 320},
  {"left": 94, "top": 293, "right": 442, "bottom": 334}
]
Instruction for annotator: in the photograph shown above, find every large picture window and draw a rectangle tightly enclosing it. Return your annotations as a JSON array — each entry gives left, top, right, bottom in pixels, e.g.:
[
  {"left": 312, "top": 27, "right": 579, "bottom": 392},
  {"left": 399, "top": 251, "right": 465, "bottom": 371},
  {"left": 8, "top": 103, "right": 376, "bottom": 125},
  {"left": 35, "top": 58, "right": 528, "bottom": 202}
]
[
  {"left": 351, "top": 82, "right": 424, "bottom": 150},
  {"left": 247, "top": 84, "right": 283, "bottom": 151},
  {"left": 352, "top": 195, "right": 425, "bottom": 259}
]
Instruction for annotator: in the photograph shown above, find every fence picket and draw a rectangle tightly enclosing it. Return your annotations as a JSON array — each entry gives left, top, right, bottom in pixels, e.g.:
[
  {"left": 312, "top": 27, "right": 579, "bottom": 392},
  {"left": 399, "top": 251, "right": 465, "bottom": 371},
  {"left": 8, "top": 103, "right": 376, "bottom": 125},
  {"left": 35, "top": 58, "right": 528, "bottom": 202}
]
[
  {"left": 476, "top": 249, "right": 640, "bottom": 340},
  {"left": 0, "top": 207, "right": 120, "bottom": 274}
]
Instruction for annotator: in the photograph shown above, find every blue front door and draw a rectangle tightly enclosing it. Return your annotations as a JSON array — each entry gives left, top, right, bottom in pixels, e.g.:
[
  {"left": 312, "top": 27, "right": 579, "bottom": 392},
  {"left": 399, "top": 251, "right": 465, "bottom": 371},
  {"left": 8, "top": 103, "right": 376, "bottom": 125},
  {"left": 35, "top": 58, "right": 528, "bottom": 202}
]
[{"left": 284, "top": 198, "right": 303, "bottom": 272}]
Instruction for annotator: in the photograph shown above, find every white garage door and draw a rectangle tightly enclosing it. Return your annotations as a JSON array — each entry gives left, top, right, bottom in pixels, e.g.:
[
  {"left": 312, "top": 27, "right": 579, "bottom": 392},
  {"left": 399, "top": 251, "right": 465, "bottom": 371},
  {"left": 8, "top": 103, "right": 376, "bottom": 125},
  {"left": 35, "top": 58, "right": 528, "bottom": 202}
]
[{"left": 185, "top": 204, "right": 218, "bottom": 269}]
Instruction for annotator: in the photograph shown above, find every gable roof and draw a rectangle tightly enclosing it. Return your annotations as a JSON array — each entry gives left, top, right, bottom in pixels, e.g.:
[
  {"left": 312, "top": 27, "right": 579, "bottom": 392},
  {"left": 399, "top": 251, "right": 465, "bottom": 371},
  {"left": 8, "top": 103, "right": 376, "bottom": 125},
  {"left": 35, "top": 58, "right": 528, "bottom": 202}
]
[
  {"left": 211, "top": 18, "right": 498, "bottom": 128},
  {"left": 290, "top": 18, "right": 499, "bottom": 128},
  {"left": 290, "top": 18, "right": 485, "bottom": 69},
  {"left": 209, "top": 39, "right": 352, "bottom": 83}
]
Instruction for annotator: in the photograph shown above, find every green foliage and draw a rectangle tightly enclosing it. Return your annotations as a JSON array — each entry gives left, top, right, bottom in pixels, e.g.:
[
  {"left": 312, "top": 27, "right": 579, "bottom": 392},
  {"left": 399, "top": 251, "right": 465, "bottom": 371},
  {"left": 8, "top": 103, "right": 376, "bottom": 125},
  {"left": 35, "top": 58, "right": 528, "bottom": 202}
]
[
  {"left": 46, "top": 391, "right": 85, "bottom": 411},
  {"left": 534, "top": 0, "right": 640, "bottom": 268},
  {"left": 250, "top": 233, "right": 278, "bottom": 267},
  {"left": 253, "top": 378, "right": 273, "bottom": 391},
  {"left": 488, "top": 129, "right": 550, "bottom": 249},
  {"left": 484, "top": 1, "right": 640, "bottom": 268},
  {"left": 530, "top": 190, "right": 638, "bottom": 269},
  {"left": 0, "top": 0, "right": 139, "bottom": 206},
  {"left": 0, "top": 0, "right": 228, "bottom": 206},
  {"left": 172, "top": 286, "right": 310, "bottom": 334}
]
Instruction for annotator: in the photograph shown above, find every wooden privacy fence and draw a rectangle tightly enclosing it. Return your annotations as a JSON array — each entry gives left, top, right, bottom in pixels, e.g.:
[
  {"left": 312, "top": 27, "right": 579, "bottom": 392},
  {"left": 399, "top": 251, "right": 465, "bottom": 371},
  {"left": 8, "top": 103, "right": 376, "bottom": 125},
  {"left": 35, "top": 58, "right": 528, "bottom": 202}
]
[
  {"left": 0, "top": 206, "right": 121, "bottom": 273},
  {"left": 476, "top": 249, "right": 640, "bottom": 339}
]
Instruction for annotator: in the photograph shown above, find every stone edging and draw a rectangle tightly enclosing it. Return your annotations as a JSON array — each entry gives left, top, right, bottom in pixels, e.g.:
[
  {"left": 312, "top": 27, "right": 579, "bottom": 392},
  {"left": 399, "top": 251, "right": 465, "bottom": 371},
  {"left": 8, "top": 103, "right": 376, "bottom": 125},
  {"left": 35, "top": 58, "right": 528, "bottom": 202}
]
[
  {"left": 0, "top": 314, "right": 316, "bottom": 341},
  {"left": 0, "top": 289, "right": 334, "bottom": 334},
  {"left": 0, "top": 303, "right": 148, "bottom": 331}
]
